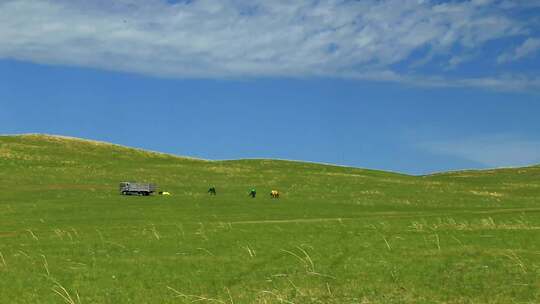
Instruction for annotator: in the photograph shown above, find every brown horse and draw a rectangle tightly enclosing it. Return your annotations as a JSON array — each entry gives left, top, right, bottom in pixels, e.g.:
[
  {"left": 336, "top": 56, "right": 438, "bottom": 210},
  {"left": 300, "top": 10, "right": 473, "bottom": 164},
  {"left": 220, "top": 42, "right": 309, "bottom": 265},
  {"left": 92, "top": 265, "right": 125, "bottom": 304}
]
[{"left": 270, "top": 190, "right": 280, "bottom": 199}]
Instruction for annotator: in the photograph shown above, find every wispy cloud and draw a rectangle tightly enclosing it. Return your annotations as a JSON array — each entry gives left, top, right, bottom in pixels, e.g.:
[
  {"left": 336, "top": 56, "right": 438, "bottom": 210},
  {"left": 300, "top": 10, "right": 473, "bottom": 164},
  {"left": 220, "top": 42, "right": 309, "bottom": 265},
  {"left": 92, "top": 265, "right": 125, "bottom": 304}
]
[
  {"left": 420, "top": 134, "right": 540, "bottom": 168},
  {"left": 497, "top": 38, "right": 540, "bottom": 63},
  {"left": 1, "top": 0, "right": 539, "bottom": 90}
]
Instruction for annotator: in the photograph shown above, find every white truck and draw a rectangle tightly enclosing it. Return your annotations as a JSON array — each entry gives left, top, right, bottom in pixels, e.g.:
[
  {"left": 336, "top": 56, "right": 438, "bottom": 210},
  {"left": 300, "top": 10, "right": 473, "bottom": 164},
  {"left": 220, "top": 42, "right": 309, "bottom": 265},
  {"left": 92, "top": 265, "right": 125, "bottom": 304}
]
[{"left": 119, "top": 182, "right": 157, "bottom": 196}]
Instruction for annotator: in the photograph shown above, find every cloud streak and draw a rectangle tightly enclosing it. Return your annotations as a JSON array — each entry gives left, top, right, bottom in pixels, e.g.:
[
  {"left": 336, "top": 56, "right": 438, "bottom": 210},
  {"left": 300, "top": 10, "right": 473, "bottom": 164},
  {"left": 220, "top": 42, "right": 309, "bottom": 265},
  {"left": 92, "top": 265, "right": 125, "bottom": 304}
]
[
  {"left": 1, "top": 0, "right": 539, "bottom": 90},
  {"left": 420, "top": 135, "right": 540, "bottom": 168},
  {"left": 498, "top": 38, "right": 540, "bottom": 63}
]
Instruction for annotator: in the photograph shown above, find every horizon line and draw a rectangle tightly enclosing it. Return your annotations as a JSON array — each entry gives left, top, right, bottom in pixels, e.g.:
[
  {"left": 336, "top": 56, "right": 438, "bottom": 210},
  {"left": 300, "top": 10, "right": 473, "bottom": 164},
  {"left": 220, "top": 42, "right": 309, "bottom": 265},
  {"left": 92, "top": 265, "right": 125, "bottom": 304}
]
[{"left": 1, "top": 133, "right": 537, "bottom": 176}]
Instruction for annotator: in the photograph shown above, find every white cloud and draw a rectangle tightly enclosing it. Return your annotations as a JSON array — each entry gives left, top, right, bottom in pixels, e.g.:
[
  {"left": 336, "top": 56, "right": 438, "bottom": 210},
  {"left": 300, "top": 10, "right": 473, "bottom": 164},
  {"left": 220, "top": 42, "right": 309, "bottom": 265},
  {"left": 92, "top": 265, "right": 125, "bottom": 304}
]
[
  {"left": 0, "top": 0, "right": 537, "bottom": 90},
  {"left": 497, "top": 38, "right": 540, "bottom": 63},
  {"left": 420, "top": 135, "right": 540, "bottom": 168},
  {"left": 499, "top": 0, "right": 540, "bottom": 9}
]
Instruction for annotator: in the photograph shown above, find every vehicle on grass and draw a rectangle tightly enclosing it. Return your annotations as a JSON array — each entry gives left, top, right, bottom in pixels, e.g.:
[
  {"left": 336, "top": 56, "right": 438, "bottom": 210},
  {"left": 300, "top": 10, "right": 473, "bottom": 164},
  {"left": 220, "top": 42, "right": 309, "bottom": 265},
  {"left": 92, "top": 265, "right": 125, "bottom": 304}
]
[{"left": 119, "top": 182, "right": 157, "bottom": 196}]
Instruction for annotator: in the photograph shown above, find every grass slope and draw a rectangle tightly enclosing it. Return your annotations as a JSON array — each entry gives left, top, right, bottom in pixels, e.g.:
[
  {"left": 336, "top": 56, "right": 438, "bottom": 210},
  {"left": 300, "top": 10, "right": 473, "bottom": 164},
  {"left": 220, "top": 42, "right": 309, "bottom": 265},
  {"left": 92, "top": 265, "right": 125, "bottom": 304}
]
[{"left": 0, "top": 134, "right": 539, "bottom": 303}]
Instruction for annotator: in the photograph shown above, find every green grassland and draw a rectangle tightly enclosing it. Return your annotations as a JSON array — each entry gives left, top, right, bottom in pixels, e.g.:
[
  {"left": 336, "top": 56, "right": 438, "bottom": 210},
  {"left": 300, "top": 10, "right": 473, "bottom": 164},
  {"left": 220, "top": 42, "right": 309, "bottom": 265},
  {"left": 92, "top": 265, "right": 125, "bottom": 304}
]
[{"left": 0, "top": 134, "right": 539, "bottom": 303}]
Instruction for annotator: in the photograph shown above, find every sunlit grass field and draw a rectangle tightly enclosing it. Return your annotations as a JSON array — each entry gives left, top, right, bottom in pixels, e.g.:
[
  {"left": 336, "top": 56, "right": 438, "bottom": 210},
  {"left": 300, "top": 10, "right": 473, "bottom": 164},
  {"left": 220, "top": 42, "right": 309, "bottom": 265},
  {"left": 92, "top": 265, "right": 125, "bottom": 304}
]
[{"left": 0, "top": 134, "right": 539, "bottom": 303}]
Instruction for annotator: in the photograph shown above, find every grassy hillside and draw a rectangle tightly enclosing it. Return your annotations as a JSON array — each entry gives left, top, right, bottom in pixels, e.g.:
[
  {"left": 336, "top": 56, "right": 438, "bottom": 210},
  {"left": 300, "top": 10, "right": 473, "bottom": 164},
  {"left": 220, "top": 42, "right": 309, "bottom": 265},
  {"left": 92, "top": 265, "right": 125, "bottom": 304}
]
[{"left": 0, "top": 134, "right": 539, "bottom": 303}]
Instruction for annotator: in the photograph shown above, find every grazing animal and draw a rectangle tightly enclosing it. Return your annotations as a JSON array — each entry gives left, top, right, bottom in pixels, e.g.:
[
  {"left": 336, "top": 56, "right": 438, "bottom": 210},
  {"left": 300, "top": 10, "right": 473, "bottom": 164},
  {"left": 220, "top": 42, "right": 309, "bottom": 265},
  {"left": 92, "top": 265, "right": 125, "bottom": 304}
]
[{"left": 270, "top": 190, "right": 280, "bottom": 199}]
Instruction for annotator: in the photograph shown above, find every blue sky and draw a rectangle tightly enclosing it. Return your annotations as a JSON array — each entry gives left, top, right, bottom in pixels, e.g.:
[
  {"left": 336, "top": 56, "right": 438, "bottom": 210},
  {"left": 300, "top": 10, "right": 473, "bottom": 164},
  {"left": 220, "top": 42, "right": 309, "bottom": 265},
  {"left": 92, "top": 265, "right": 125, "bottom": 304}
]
[{"left": 1, "top": 0, "right": 539, "bottom": 174}]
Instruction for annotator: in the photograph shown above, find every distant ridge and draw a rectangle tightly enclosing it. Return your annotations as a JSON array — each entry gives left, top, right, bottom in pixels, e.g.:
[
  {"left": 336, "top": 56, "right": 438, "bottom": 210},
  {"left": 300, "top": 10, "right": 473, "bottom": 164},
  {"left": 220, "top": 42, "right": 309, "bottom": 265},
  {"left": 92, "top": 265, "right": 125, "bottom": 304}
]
[
  {"left": 1, "top": 133, "right": 207, "bottom": 162},
  {"left": 1, "top": 133, "right": 538, "bottom": 176}
]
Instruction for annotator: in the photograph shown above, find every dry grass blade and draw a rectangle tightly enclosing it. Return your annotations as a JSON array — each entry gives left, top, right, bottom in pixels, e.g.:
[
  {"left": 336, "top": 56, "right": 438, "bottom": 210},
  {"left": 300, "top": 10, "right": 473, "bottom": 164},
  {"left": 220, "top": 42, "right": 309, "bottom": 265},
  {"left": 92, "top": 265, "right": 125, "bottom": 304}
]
[
  {"left": 26, "top": 229, "right": 39, "bottom": 241},
  {"left": 167, "top": 286, "right": 226, "bottom": 303},
  {"left": 281, "top": 249, "right": 308, "bottom": 270},
  {"left": 245, "top": 245, "right": 256, "bottom": 258},
  {"left": 502, "top": 250, "right": 527, "bottom": 274},
  {"left": 286, "top": 278, "right": 304, "bottom": 296},
  {"left": 326, "top": 283, "right": 333, "bottom": 297},
  {"left": 259, "top": 290, "right": 295, "bottom": 304},
  {"left": 382, "top": 235, "right": 391, "bottom": 251},
  {"left": 41, "top": 254, "right": 50, "bottom": 277},
  {"left": 0, "top": 251, "right": 6, "bottom": 268},
  {"left": 225, "top": 287, "right": 234, "bottom": 304},
  {"left": 51, "top": 279, "right": 80, "bottom": 304},
  {"left": 151, "top": 225, "right": 161, "bottom": 240},
  {"left": 295, "top": 246, "right": 315, "bottom": 272}
]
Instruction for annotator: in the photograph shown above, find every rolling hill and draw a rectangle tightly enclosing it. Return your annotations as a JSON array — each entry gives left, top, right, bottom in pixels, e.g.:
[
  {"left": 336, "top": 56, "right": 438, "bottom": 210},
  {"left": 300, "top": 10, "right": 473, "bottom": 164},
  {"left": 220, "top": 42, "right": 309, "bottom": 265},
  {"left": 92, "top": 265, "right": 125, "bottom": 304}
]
[{"left": 0, "top": 134, "right": 538, "bottom": 303}]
